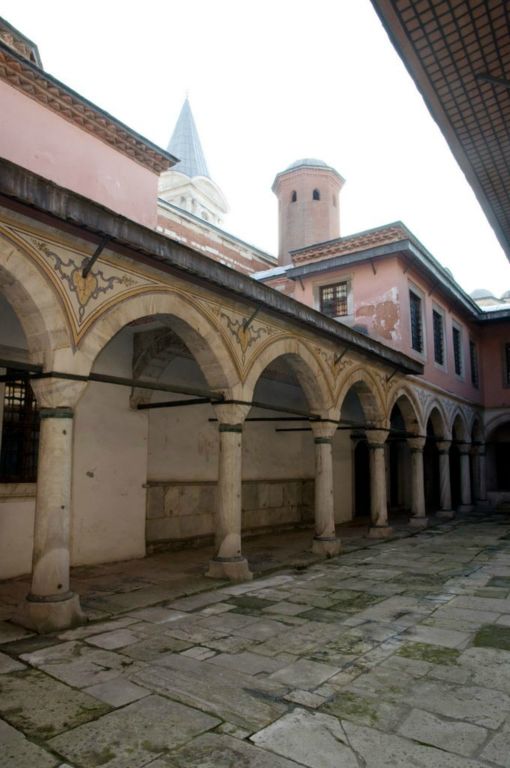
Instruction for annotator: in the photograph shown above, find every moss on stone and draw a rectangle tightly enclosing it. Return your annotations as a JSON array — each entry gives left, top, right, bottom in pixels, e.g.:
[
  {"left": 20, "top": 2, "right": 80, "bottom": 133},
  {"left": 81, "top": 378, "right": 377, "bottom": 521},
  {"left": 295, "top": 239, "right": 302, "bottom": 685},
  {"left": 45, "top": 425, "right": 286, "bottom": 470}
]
[
  {"left": 474, "top": 624, "right": 510, "bottom": 651},
  {"left": 398, "top": 642, "right": 460, "bottom": 665},
  {"left": 323, "top": 691, "right": 379, "bottom": 726}
]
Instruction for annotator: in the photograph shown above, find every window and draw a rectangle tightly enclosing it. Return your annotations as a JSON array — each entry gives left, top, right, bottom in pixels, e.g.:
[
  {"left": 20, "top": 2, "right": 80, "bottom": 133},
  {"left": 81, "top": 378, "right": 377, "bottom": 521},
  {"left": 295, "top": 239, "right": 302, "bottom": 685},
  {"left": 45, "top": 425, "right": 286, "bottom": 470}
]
[
  {"left": 432, "top": 309, "right": 444, "bottom": 366},
  {"left": 312, "top": 188, "right": 320, "bottom": 201},
  {"left": 469, "top": 340, "right": 479, "bottom": 388},
  {"left": 505, "top": 342, "right": 510, "bottom": 386},
  {"left": 0, "top": 372, "right": 40, "bottom": 482},
  {"left": 409, "top": 290, "right": 423, "bottom": 353},
  {"left": 320, "top": 282, "right": 349, "bottom": 317},
  {"left": 291, "top": 190, "right": 297, "bottom": 203},
  {"left": 452, "top": 325, "right": 463, "bottom": 376}
]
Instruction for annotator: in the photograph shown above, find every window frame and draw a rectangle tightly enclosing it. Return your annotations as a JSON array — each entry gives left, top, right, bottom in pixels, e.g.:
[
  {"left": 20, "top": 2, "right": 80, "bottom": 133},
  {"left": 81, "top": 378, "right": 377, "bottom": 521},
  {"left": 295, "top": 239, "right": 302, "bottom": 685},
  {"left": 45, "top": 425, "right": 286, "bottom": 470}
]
[
  {"left": 408, "top": 284, "right": 425, "bottom": 356},
  {"left": 452, "top": 321, "right": 464, "bottom": 379},
  {"left": 432, "top": 304, "right": 446, "bottom": 369},
  {"left": 469, "top": 339, "right": 479, "bottom": 389},
  {"left": 318, "top": 280, "right": 351, "bottom": 319},
  {"left": 503, "top": 342, "right": 510, "bottom": 388}
]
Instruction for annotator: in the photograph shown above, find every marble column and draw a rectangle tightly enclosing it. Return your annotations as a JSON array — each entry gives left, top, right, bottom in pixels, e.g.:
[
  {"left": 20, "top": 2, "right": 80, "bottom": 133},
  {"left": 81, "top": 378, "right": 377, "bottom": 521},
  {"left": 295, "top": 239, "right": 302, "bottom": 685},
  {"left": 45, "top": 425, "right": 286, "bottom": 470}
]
[
  {"left": 408, "top": 436, "right": 427, "bottom": 527},
  {"left": 207, "top": 403, "right": 252, "bottom": 582},
  {"left": 16, "top": 378, "right": 86, "bottom": 633},
  {"left": 457, "top": 443, "right": 474, "bottom": 512},
  {"left": 471, "top": 444, "right": 490, "bottom": 508},
  {"left": 366, "top": 429, "right": 392, "bottom": 538},
  {"left": 310, "top": 421, "right": 341, "bottom": 556},
  {"left": 436, "top": 440, "right": 454, "bottom": 519}
]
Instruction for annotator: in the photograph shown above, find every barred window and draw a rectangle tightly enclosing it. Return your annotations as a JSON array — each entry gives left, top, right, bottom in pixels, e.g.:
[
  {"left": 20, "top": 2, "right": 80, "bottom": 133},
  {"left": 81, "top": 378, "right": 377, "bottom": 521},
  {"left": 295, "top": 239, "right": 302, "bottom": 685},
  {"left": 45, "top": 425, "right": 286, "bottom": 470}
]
[
  {"left": 432, "top": 310, "right": 444, "bottom": 365},
  {"left": 320, "top": 282, "right": 348, "bottom": 318},
  {"left": 409, "top": 290, "right": 423, "bottom": 353},
  {"left": 0, "top": 373, "right": 40, "bottom": 483},
  {"left": 453, "top": 326, "right": 463, "bottom": 376},
  {"left": 470, "top": 340, "right": 479, "bottom": 388}
]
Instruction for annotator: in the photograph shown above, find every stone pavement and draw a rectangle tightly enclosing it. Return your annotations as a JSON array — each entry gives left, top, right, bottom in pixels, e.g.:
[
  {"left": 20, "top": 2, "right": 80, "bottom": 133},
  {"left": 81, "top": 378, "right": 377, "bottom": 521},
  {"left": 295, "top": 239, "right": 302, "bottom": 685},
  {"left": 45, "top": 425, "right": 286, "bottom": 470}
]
[{"left": 2, "top": 510, "right": 510, "bottom": 767}]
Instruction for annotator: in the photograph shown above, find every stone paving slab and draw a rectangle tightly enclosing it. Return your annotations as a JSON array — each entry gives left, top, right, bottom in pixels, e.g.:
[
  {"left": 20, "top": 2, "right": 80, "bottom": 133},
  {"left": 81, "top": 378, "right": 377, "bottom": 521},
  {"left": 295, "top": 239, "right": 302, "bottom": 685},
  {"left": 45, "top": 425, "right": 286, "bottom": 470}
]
[
  {"left": 131, "top": 652, "right": 289, "bottom": 730},
  {"left": 0, "top": 718, "right": 59, "bottom": 767},
  {"left": 149, "top": 732, "right": 301, "bottom": 767},
  {"left": 0, "top": 669, "right": 110, "bottom": 738},
  {"left": 48, "top": 694, "right": 220, "bottom": 768}
]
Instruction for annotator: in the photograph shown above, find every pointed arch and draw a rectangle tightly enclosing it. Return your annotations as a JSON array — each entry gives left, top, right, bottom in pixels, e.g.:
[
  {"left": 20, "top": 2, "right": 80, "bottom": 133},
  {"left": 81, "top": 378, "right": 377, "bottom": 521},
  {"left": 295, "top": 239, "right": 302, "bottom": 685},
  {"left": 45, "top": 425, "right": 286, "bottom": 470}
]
[
  {"left": 336, "top": 366, "right": 386, "bottom": 425},
  {"left": 451, "top": 409, "right": 469, "bottom": 442},
  {"left": 243, "top": 336, "right": 333, "bottom": 413},
  {"left": 387, "top": 385, "right": 424, "bottom": 435},
  {"left": 423, "top": 399, "right": 449, "bottom": 439},
  {"left": 78, "top": 291, "right": 240, "bottom": 392},
  {"left": 0, "top": 228, "right": 71, "bottom": 364},
  {"left": 470, "top": 413, "right": 484, "bottom": 443}
]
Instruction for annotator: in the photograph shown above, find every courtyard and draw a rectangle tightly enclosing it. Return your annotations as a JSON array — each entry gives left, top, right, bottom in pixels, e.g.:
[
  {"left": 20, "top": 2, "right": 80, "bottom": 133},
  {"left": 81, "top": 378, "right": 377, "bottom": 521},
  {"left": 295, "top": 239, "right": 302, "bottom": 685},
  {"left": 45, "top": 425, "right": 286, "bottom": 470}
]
[{"left": 1, "top": 511, "right": 510, "bottom": 767}]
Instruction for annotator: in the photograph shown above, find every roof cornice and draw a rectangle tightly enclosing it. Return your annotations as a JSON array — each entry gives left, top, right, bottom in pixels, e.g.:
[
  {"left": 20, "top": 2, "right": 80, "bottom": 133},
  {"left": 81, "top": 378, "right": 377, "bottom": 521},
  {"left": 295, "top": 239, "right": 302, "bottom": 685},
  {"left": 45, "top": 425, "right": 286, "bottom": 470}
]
[
  {"left": 0, "top": 40, "right": 176, "bottom": 174},
  {"left": 0, "top": 158, "right": 422, "bottom": 377}
]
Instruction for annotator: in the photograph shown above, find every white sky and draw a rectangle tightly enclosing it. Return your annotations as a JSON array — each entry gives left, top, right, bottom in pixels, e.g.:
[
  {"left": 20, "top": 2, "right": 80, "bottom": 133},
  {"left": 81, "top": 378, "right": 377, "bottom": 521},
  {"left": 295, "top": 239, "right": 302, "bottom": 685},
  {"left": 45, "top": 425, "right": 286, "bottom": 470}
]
[{"left": 2, "top": 0, "right": 509, "bottom": 296}]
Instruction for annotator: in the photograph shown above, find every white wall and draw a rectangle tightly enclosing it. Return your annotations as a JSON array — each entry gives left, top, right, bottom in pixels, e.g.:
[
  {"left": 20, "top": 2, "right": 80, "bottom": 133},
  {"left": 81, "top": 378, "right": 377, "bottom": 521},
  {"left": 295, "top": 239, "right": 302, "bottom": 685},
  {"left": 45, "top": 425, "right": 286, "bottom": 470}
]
[{"left": 71, "top": 330, "right": 148, "bottom": 565}]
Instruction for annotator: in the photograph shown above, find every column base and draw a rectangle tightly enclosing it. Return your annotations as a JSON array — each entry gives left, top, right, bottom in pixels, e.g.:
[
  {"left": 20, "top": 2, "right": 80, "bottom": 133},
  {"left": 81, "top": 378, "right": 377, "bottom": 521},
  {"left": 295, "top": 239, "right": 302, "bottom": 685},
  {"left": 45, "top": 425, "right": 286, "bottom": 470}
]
[
  {"left": 206, "top": 556, "right": 253, "bottom": 582},
  {"left": 457, "top": 504, "right": 474, "bottom": 513},
  {"left": 409, "top": 516, "right": 428, "bottom": 528},
  {"left": 368, "top": 525, "right": 393, "bottom": 539},
  {"left": 436, "top": 509, "right": 455, "bottom": 519},
  {"left": 311, "top": 536, "right": 341, "bottom": 557},
  {"left": 475, "top": 499, "right": 492, "bottom": 510},
  {"left": 15, "top": 592, "right": 86, "bottom": 634}
]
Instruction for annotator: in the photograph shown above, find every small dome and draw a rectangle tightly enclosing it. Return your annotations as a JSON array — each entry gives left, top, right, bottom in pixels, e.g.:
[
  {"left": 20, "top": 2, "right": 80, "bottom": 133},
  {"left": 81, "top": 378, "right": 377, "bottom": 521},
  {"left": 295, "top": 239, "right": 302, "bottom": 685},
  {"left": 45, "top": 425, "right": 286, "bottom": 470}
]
[
  {"left": 500, "top": 289, "right": 510, "bottom": 301},
  {"left": 286, "top": 158, "right": 330, "bottom": 171},
  {"left": 470, "top": 288, "right": 496, "bottom": 300}
]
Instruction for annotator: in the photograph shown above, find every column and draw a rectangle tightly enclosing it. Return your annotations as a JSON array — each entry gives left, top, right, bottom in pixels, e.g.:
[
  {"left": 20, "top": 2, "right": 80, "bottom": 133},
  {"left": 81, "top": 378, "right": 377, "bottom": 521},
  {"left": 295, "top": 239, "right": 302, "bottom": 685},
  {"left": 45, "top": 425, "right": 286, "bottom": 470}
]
[
  {"left": 207, "top": 403, "right": 252, "bottom": 582},
  {"left": 408, "top": 436, "right": 427, "bottom": 527},
  {"left": 310, "top": 422, "right": 341, "bottom": 556},
  {"left": 16, "top": 378, "right": 86, "bottom": 633},
  {"left": 436, "top": 440, "right": 454, "bottom": 519},
  {"left": 366, "top": 429, "right": 392, "bottom": 538},
  {"left": 472, "top": 444, "right": 490, "bottom": 508},
  {"left": 458, "top": 443, "right": 474, "bottom": 512}
]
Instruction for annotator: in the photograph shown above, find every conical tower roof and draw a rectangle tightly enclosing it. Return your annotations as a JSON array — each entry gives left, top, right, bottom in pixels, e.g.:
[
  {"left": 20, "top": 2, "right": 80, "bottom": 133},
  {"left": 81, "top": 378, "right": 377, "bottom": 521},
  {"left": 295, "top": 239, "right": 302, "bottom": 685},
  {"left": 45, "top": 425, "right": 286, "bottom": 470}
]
[{"left": 167, "top": 98, "right": 210, "bottom": 179}]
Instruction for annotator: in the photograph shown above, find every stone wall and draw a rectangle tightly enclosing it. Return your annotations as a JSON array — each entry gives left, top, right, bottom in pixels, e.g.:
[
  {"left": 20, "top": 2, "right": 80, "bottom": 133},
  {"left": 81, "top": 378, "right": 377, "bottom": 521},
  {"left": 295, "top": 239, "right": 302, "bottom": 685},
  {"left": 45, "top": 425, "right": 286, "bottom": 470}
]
[{"left": 146, "top": 478, "right": 314, "bottom": 551}]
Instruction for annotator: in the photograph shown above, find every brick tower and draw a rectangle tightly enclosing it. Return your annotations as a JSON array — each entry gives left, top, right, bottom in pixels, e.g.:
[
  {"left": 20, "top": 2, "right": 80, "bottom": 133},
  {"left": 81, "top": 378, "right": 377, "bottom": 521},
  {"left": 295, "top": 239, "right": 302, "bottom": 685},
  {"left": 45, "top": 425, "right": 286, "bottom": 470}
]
[{"left": 272, "top": 159, "right": 345, "bottom": 266}]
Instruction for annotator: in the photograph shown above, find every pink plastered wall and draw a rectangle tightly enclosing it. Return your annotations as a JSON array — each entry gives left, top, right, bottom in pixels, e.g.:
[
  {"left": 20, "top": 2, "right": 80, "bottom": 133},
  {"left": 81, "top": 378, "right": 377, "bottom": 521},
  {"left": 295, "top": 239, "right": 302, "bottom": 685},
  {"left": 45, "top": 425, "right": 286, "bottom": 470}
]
[
  {"left": 0, "top": 81, "right": 159, "bottom": 228},
  {"left": 479, "top": 322, "right": 510, "bottom": 408}
]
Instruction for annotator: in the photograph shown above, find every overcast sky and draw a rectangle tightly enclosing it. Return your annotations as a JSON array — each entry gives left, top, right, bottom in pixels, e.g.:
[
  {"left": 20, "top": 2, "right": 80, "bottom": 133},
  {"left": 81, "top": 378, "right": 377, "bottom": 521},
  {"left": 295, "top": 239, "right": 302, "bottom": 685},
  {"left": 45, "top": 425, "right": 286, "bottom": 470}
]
[{"left": 3, "top": 0, "right": 509, "bottom": 296}]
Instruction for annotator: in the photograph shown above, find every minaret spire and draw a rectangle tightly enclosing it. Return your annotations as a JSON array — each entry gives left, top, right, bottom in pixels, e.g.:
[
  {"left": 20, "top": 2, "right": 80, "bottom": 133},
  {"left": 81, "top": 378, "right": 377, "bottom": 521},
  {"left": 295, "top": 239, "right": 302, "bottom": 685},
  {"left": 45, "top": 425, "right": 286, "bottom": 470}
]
[{"left": 167, "top": 98, "right": 210, "bottom": 179}]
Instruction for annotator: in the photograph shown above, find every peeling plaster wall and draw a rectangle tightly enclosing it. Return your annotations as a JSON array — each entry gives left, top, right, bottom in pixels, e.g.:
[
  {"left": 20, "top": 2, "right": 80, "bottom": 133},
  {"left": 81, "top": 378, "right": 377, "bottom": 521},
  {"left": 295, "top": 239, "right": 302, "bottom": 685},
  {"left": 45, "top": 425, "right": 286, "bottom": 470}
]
[{"left": 71, "top": 330, "right": 148, "bottom": 566}]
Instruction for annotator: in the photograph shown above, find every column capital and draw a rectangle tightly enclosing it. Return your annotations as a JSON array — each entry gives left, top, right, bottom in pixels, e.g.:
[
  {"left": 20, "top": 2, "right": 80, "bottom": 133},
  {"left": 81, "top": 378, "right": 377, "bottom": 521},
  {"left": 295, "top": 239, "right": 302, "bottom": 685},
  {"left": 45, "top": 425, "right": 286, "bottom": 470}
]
[
  {"left": 310, "top": 420, "right": 337, "bottom": 441},
  {"left": 365, "top": 429, "right": 388, "bottom": 448},
  {"left": 436, "top": 440, "right": 451, "bottom": 454},
  {"left": 457, "top": 442, "right": 472, "bottom": 455},
  {"left": 213, "top": 402, "right": 251, "bottom": 426},
  {"left": 407, "top": 436, "right": 426, "bottom": 453},
  {"left": 470, "top": 443, "right": 486, "bottom": 457},
  {"left": 30, "top": 377, "right": 86, "bottom": 410}
]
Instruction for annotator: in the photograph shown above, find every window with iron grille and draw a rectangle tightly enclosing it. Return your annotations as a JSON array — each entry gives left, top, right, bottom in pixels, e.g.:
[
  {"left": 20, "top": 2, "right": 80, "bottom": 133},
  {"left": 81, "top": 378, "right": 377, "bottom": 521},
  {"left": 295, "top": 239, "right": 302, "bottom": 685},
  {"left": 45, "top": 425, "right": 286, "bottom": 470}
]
[
  {"left": 469, "top": 340, "right": 479, "bottom": 388},
  {"left": 452, "top": 326, "right": 463, "bottom": 376},
  {"left": 0, "top": 373, "right": 40, "bottom": 483},
  {"left": 409, "top": 290, "right": 423, "bottom": 353},
  {"left": 432, "top": 309, "right": 444, "bottom": 365},
  {"left": 505, "top": 343, "right": 510, "bottom": 387},
  {"left": 319, "top": 282, "right": 349, "bottom": 318}
]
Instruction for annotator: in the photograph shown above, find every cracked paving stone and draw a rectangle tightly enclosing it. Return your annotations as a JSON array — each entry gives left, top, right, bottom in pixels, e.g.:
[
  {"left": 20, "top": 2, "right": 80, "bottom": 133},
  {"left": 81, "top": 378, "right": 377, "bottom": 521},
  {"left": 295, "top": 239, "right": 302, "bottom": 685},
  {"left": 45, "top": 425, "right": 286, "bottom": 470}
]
[
  {"left": 0, "top": 718, "right": 59, "bottom": 767},
  {"left": 480, "top": 718, "right": 510, "bottom": 767},
  {"left": 149, "top": 732, "right": 301, "bottom": 767},
  {"left": 131, "top": 652, "right": 288, "bottom": 731},
  {"left": 321, "top": 689, "right": 404, "bottom": 730},
  {"left": 398, "top": 708, "right": 488, "bottom": 757},
  {"left": 0, "top": 651, "right": 25, "bottom": 673},
  {"left": 206, "top": 650, "right": 287, "bottom": 675},
  {"left": 269, "top": 658, "right": 341, "bottom": 690},
  {"left": 342, "top": 720, "right": 489, "bottom": 767},
  {"left": 0, "top": 669, "right": 110, "bottom": 739},
  {"left": 251, "top": 708, "right": 359, "bottom": 768},
  {"left": 48, "top": 694, "right": 220, "bottom": 768}
]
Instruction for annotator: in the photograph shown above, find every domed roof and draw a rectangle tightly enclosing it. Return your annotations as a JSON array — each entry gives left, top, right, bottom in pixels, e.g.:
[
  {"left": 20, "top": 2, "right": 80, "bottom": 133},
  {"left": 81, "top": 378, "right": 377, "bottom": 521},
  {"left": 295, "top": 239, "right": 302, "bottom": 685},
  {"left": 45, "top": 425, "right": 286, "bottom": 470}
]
[
  {"left": 470, "top": 288, "right": 496, "bottom": 299},
  {"left": 500, "top": 289, "right": 510, "bottom": 300},
  {"left": 286, "top": 158, "right": 331, "bottom": 170}
]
